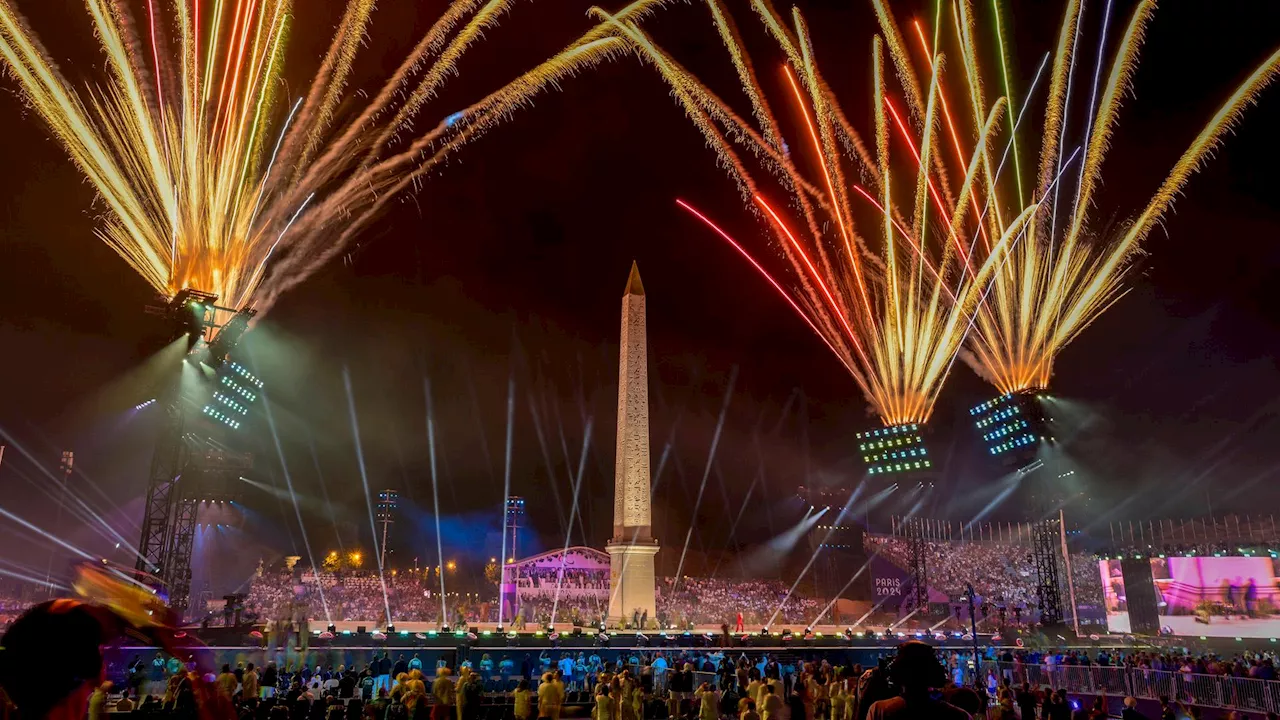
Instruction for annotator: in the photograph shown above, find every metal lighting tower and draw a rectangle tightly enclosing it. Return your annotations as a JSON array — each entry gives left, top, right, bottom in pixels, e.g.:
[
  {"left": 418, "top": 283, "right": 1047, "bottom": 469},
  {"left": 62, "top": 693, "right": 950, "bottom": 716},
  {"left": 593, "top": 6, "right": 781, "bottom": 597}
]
[
  {"left": 136, "top": 290, "right": 257, "bottom": 615},
  {"left": 376, "top": 489, "right": 398, "bottom": 569},
  {"left": 504, "top": 496, "right": 525, "bottom": 562},
  {"left": 904, "top": 516, "right": 929, "bottom": 613},
  {"left": 1032, "top": 516, "right": 1064, "bottom": 626}
]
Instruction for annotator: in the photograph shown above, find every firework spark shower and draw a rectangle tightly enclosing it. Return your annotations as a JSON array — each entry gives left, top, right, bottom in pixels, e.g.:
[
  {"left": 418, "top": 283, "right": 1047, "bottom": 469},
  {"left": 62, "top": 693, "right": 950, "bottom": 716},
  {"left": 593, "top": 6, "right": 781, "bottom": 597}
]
[
  {"left": 594, "top": 0, "right": 1280, "bottom": 420},
  {"left": 592, "top": 0, "right": 1040, "bottom": 426},
  {"left": 870, "top": 0, "right": 1280, "bottom": 395},
  {"left": 0, "top": 0, "right": 635, "bottom": 313}
]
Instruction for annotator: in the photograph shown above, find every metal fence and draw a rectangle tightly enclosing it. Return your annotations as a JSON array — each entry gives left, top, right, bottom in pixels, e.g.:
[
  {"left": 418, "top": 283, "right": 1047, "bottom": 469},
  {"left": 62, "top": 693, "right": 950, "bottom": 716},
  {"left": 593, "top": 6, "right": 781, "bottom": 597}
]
[{"left": 982, "top": 661, "right": 1280, "bottom": 715}]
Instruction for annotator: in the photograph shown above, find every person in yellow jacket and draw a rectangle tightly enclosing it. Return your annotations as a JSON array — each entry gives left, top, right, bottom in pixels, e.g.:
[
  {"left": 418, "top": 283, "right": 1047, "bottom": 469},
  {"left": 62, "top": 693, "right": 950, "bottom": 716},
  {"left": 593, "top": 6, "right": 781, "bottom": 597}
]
[
  {"left": 617, "top": 672, "right": 638, "bottom": 720},
  {"left": 696, "top": 681, "right": 720, "bottom": 720},
  {"left": 431, "top": 668, "right": 455, "bottom": 720},
  {"left": 803, "top": 672, "right": 821, "bottom": 720},
  {"left": 745, "top": 674, "right": 763, "bottom": 715},
  {"left": 513, "top": 679, "right": 534, "bottom": 720},
  {"left": 594, "top": 680, "right": 616, "bottom": 720},
  {"left": 755, "top": 675, "right": 770, "bottom": 713},
  {"left": 761, "top": 683, "right": 784, "bottom": 720},
  {"left": 828, "top": 680, "right": 848, "bottom": 720},
  {"left": 537, "top": 672, "right": 563, "bottom": 720}
]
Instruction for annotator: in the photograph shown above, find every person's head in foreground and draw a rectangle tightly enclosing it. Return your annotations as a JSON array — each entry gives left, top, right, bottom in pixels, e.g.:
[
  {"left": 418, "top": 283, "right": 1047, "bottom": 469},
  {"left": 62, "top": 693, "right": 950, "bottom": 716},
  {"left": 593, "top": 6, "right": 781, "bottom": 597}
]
[
  {"left": 0, "top": 601, "right": 125, "bottom": 720},
  {"left": 887, "top": 641, "right": 948, "bottom": 695}
]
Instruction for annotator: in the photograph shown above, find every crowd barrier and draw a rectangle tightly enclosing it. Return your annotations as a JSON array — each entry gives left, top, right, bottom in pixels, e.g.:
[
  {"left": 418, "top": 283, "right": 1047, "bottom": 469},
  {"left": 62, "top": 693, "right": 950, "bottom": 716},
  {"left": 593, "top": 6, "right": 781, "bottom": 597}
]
[{"left": 981, "top": 660, "right": 1280, "bottom": 715}]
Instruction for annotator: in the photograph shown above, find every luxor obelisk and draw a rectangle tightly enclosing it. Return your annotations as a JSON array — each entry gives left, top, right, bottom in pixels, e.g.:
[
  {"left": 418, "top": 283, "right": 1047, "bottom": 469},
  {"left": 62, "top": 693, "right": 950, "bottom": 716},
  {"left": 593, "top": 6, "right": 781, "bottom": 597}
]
[{"left": 607, "top": 261, "right": 659, "bottom": 627}]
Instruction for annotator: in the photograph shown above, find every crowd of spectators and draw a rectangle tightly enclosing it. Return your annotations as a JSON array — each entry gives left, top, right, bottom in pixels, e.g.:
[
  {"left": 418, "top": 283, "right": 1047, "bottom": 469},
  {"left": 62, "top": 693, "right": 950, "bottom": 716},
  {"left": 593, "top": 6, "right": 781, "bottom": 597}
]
[
  {"left": 864, "top": 535, "right": 1104, "bottom": 622},
  {"left": 517, "top": 567, "right": 608, "bottom": 591},
  {"left": 244, "top": 572, "right": 497, "bottom": 625},
  {"left": 243, "top": 570, "right": 823, "bottom": 629},
  {"left": 0, "top": 589, "right": 33, "bottom": 629},
  {"left": 656, "top": 577, "right": 820, "bottom": 628}
]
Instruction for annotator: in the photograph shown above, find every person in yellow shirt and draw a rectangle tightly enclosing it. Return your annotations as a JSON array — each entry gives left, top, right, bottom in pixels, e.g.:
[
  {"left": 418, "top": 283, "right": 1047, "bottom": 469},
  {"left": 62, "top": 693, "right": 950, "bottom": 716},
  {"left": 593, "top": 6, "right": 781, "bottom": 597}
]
[
  {"left": 537, "top": 672, "right": 562, "bottom": 720},
  {"left": 513, "top": 679, "right": 534, "bottom": 720},
  {"left": 803, "top": 672, "right": 820, "bottom": 720},
  {"left": 88, "top": 682, "right": 112, "bottom": 720},
  {"left": 696, "top": 681, "right": 720, "bottom": 720},
  {"left": 431, "top": 668, "right": 455, "bottom": 720},
  {"left": 761, "top": 684, "right": 784, "bottom": 720},
  {"left": 828, "top": 680, "right": 848, "bottom": 720},
  {"left": 594, "top": 681, "right": 616, "bottom": 720},
  {"left": 755, "top": 675, "right": 769, "bottom": 713},
  {"left": 745, "top": 674, "right": 763, "bottom": 714},
  {"left": 609, "top": 677, "right": 624, "bottom": 720},
  {"left": 213, "top": 665, "right": 237, "bottom": 700}
]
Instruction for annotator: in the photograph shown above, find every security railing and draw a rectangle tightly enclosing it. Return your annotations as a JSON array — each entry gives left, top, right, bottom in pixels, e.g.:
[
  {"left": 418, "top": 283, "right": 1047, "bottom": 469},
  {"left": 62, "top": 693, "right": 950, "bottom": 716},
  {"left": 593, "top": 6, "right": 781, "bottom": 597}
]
[{"left": 982, "top": 660, "right": 1280, "bottom": 715}]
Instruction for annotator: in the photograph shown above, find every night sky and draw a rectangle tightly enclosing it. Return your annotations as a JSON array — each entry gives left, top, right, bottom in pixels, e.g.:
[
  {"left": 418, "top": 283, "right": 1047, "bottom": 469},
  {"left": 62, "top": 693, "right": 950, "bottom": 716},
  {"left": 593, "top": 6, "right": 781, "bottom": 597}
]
[{"left": 0, "top": 0, "right": 1277, "bottom": 590}]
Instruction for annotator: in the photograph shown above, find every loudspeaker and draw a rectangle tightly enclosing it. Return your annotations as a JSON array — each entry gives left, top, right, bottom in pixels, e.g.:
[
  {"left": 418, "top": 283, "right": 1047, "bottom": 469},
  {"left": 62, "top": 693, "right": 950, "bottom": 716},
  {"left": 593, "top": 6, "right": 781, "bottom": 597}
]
[{"left": 1120, "top": 558, "right": 1159, "bottom": 634}]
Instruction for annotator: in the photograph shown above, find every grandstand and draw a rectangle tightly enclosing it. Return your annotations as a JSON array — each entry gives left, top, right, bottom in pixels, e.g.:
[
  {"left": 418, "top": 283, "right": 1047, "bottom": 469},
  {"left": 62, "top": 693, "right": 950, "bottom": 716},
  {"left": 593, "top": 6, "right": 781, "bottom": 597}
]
[{"left": 865, "top": 530, "right": 1106, "bottom": 627}]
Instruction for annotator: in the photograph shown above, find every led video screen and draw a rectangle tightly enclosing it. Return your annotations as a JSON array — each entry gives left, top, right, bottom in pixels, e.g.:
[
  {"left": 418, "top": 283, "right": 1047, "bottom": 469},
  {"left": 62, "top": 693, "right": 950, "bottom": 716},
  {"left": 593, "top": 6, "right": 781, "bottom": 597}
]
[
  {"left": 1150, "top": 556, "right": 1280, "bottom": 638},
  {"left": 1099, "top": 559, "right": 1130, "bottom": 633}
]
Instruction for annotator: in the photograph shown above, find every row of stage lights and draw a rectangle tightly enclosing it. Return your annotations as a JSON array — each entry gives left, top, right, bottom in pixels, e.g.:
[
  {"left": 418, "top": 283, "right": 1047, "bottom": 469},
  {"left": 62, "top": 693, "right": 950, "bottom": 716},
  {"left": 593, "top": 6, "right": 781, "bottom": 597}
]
[
  {"left": 202, "top": 405, "right": 242, "bottom": 429},
  {"left": 974, "top": 406, "right": 1021, "bottom": 428},
  {"left": 969, "top": 393, "right": 1017, "bottom": 415},
  {"left": 867, "top": 460, "right": 931, "bottom": 474},
  {"left": 990, "top": 434, "right": 1043, "bottom": 455},
  {"left": 213, "top": 391, "right": 249, "bottom": 415},
  {"left": 863, "top": 447, "right": 928, "bottom": 463},
  {"left": 220, "top": 375, "right": 257, "bottom": 402},
  {"left": 982, "top": 419, "right": 1028, "bottom": 441},
  {"left": 293, "top": 624, "right": 975, "bottom": 645},
  {"left": 203, "top": 361, "right": 263, "bottom": 430},
  {"left": 229, "top": 362, "right": 264, "bottom": 388}
]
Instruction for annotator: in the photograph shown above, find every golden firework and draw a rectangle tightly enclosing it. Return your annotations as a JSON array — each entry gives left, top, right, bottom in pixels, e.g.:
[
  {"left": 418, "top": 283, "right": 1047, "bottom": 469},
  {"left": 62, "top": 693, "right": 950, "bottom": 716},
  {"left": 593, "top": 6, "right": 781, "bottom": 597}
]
[
  {"left": 594, "top": 0, "right": 1034, "bottom": 425},
  {"left": 0, "top": 0, "right": 637, "bottom": 312}
]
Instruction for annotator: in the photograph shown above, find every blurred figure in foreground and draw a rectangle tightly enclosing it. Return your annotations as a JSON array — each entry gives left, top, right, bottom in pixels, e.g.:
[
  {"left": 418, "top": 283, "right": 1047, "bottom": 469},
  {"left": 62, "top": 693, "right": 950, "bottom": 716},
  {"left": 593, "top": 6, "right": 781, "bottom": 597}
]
[{"left": 865, "top": 641, "right": 969, "bottom": 720}]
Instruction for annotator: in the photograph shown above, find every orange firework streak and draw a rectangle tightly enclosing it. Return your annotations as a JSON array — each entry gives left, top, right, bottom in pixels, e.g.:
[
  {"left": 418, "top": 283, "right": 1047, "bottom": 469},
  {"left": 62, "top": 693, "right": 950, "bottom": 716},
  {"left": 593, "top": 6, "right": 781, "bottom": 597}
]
[
  {"left": 754, "top": 194, "right": 874, "bottom": 373},
  {"left": 781, "top": 65, "right": 876, "bottom": 333},
  {"left": 881, "top": 96, "right": 974, "bottom": 271},
  {"left": 848, "top": 184, "right": 956, "bottom": 304},
  {"left": 598, "top": 0, "right": 1033, "bottom": 426},
  {"left": 675, "top": 199, "right": 860, "bottom": 381}
]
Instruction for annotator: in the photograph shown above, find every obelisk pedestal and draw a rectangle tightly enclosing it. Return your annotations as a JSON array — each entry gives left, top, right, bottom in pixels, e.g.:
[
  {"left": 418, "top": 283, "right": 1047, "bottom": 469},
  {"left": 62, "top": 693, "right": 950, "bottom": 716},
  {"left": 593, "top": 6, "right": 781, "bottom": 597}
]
[{"left": 607, "top": 262, "right": 659, "bottom": 628}]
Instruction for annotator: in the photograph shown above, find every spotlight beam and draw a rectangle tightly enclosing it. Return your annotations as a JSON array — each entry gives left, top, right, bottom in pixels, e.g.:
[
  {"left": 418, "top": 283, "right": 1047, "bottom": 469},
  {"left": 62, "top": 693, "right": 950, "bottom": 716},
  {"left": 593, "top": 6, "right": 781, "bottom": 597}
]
[
  {"left": 261, "top": 387, "right": 331, "bottom": 624},
  {"left": 497, "top": 362, "right": 515, "bottom": 630},
  {"left": 0, "top": 430, "right": 142, "bottom": 562},
  {"left": 344, "top": 368, "right": 393, "bottom": 629},
  {"left": 671, "top": 366, "right": 738, "bottom": 594},
  {"left": 766, "top": 482, "right": 866, "bottom": 628},
  {"left": 888, "top": 607, "right": 922, "bottom": 631},
  {"left": 550, "top": 418, "right": 593, "bottom": 626},
  {"left": 306, "top": 430, "right": 345, "bottom": 557},
  {"left": 423, "top": 374, "right": 447, "bottom": 627},
  {"left": 803, "top": 485, "right": 903, "bottom": 627}
]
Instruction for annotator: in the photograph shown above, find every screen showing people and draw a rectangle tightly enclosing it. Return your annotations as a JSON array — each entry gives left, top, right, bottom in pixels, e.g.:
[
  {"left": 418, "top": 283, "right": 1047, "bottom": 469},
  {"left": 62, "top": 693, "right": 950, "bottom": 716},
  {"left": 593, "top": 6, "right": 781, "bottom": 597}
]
[
  {"left": 1099, "top": 559, "right": 1130, "bottom": 633},
  {"left": 1149, "top": 556, "right": 1280, "bottom": 638}
]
